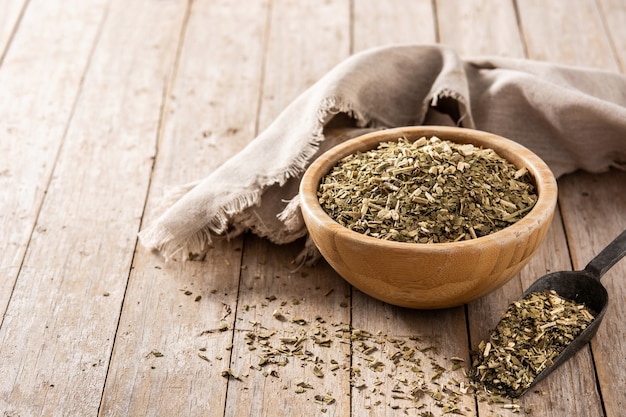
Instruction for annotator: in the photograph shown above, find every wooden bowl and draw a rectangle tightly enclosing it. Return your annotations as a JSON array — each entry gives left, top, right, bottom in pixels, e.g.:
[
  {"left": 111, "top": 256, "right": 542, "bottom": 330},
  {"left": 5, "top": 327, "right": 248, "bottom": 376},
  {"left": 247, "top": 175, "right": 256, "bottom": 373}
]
[{"left": 299, "top": 126, "right": 558, "bottom": 309}]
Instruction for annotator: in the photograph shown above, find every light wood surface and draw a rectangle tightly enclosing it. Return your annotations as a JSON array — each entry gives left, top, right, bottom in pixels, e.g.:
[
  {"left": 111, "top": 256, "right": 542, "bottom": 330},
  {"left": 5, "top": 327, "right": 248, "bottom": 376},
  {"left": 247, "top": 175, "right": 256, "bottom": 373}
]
[{"left": 1, "top": 1, "right": 624, "bottom": 416}]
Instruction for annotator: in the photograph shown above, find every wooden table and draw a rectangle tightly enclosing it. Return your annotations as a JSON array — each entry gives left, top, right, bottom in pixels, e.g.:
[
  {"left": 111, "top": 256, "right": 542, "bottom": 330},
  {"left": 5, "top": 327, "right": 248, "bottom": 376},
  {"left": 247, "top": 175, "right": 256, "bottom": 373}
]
[{"left": 1, "top": 0, "right": 625, "bottom": 416}]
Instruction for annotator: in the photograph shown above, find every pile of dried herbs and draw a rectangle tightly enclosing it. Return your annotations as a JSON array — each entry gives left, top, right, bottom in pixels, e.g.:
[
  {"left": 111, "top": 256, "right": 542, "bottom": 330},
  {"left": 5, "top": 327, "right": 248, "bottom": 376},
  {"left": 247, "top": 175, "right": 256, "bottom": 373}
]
[
  {"left": 470, "top": 290, "right": 596, "bottom": 397},
  {"left": 182, "top": 273, "right": 536, "bottom": 414},
  {"left": 318, "top": 136, "right": 538, "bottom": 243},
  {"left": 209, "top": 287, "right": 476, "bottom": 414}
]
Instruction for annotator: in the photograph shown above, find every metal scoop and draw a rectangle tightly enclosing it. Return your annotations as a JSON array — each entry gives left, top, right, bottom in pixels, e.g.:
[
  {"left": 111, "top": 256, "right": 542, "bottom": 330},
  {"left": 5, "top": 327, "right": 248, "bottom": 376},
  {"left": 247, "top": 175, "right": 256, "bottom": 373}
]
[{"left": 512, "top": 228, "right": 626, "bottom": 396}]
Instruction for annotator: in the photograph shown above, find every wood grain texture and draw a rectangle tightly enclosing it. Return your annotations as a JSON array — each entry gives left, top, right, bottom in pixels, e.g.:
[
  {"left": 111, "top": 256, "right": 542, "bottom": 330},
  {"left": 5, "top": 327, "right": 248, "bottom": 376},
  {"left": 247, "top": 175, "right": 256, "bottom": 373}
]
[
  {"left": 0, "top": 0, "right": 186, "bottom": 414},
  {"left": 0, "top": 1, "right": 110, "bottom": 413},
  {"left": 352, "top": 0, "right": 436, "bottom": 52},
  {"left": 0, "top": 0, "right": 107, "bottom": 321},
  {"left": 599, "top": 0, "right": 626, "bottom": 72},
  {"left": 517, "top": 0, "right": 618, "bottom": 70},
  {"left": 520, "top": 0, "right": 626, "bottom": 414},
  {"left": 437, "top": 0, "right": 605, "bottom": 415},
  {"left": 349, "top": 296, "right": 474, "bottom": 416},
  {"left": 435, "top": 0, "right": 525, "bottom": 57},
  {"left": 0, "top": 0, "right": 624, "bottom": 415},
  {"left": 0, "top": 0, "right": 27, "bottom": 58},
  {"left": 349, "top": 7, "right": 474, "bottom": 415},
  {"left": 257, "top": 0, "right": 351, "bottom": 130},
  {"left": 558, "top": 172, "right": 626, "bottom": 415},
  {"left": 435, "top": 5, "right": 539, "bottom": 416},
  {"left": 225, "top": 236, "right": 352, "bottom": 417},
  {"left": 223, "top": 1, "right": 352, "bottom": 415},
  {"left": 516, "top": 212, "right": 604, "bottom": 416},
  {"left": 99, "top": 0, "right": 270, "bottom": 415}
]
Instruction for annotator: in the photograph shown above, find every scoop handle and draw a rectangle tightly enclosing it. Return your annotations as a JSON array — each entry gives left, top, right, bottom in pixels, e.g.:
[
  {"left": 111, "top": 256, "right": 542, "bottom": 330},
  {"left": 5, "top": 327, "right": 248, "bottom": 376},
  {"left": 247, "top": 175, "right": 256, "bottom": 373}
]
[{"left": 583, "top": 228, "right": 626, "bottom": 280}]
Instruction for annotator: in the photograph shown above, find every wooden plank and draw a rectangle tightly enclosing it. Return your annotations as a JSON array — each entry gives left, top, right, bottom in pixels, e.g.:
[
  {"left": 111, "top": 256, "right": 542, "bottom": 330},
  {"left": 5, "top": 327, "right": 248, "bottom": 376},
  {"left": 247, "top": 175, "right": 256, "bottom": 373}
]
[
  {"left": 436, "top": 1, "right": 605, "bottom": 415},
  {"left": 257, "top": 0, "right": 351, "bottom": 129},
  {"left": 225, "top": 236, "right": 352, "bottom": 417},
  {"left": 349, "top": 2, "right": 477, "bottom": 416},
  {"left": 101, "top": 241, "right": 245, "bottom": 417},
  {"left": 557, "top": 171, "right": 626, "bottom": 417},
  {"left": 520, "top": 2, "right": 626, "bottom": 416},
  {"left": 0, "top": 0, "right": 187, "bottom": 414},
  {"left": 0, "top": 0, "right": 27, "bottom": 58},
  {"left": 599, "top": 0, "right": 626, "bottom": 71},
  {"left": 222, "top": 1, "right": 352, "bottom": 415},
  {"left": 352, "top": 0, "right": 436, "bottom": 52},
  {"left": 468, "top": 217, "right": 603, "bottom": 417},
  {"left": 434, "top": 4, "right": 541, "bottom": 416},
  {"left": 517, "top": 0, "right": 618, "bottom": 70},
  {"left": 0, "top": 0, "right": 107, "bottom": 320},
  {"left": 516, "top": 214, "right": 604, "bottom": 414},
  {"left": 435, "top": 0, "right": 525, "bottom": 57},
  {"left": 350, "top": 297, "right": 475, "bottom": 416},
  {"left": 98, "top": 1, "right": 271, "bottom": 416},
  {"left": 1, "top": 2, "right": 622, "bottom": 417},
  {"left": 518, "top": 1, "right": 626, "bottom": 415}
]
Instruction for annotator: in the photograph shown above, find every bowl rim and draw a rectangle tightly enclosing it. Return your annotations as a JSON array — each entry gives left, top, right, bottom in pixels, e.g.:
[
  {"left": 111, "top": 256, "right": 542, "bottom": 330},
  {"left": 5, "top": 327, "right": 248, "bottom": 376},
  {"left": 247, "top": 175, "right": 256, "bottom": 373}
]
[{"left": 299, "top": 126, "right": 558, "bottom": 251}]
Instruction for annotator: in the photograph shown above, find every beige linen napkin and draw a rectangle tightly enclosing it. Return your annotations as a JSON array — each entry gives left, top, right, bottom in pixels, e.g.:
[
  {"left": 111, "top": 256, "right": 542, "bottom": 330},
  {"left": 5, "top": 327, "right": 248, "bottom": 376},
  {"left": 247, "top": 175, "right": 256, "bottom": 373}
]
[{"left": 139, "top": 44, "right": 626, "bottom": 262}]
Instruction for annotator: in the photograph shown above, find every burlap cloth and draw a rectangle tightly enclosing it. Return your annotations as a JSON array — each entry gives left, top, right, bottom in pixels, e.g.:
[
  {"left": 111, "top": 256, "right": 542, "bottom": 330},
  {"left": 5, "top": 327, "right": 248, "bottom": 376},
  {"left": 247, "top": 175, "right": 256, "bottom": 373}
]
[{"left": 139, "top": 44, "right": 626, "bottom": 263}]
